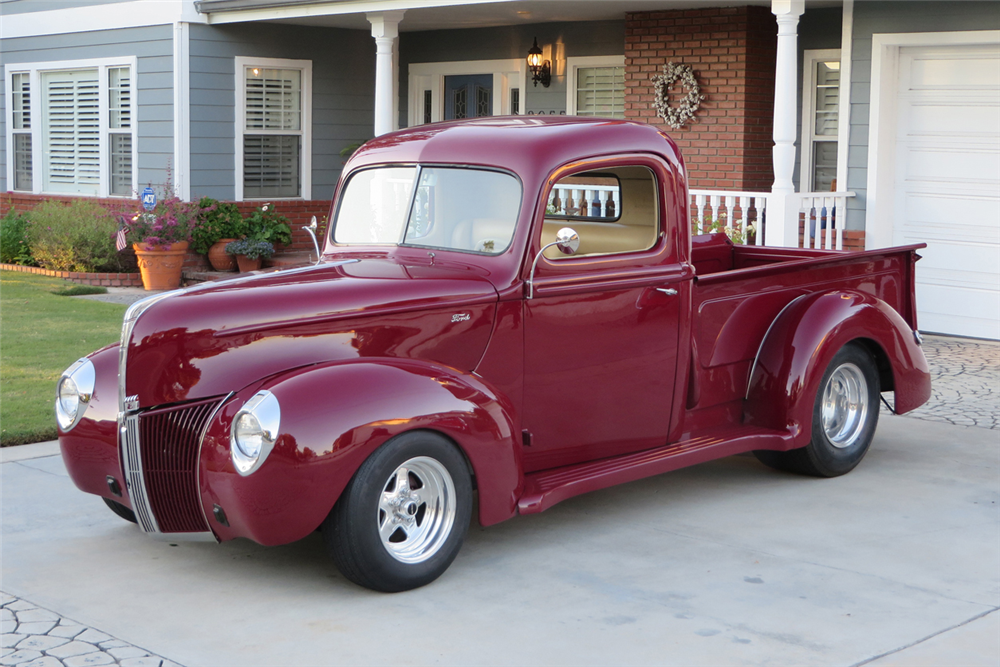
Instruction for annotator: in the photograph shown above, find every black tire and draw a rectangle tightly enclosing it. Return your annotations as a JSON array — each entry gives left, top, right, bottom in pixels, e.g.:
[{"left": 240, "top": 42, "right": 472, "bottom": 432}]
[
  {"left": 754, "top": 342, "right": 880, "bottom": 477},
  {"left": 324, "top": 431, "right": 473, "bottom": 592},
  {"left": 103, "top": 497, "right": 138, "bottom": 524}
]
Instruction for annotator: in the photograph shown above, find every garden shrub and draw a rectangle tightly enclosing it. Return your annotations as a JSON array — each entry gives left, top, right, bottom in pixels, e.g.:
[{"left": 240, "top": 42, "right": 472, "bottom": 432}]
[
  {"left": 25, "top": 200, "right": 131, "bottom": 273},
  {"left": 191, "top": 198, "right": 246, "bottom": 254},
  {"left": 0, "top": 208, "right": 34, "bottom": 265}
]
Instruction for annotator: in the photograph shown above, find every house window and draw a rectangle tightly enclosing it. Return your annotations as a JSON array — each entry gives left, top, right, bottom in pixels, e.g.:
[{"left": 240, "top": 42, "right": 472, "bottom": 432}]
[
  {"left": 5, "top": 58, "right": 136, "bottom": 196},
  {"left": 801, "top": 50, "right": 842, "bottom": 192},
  {"left": 235, "top": 57, "right": 312, "bottom": 200},
  {"left": 566, "top": 56, "right": 626, "bottom": 119}
]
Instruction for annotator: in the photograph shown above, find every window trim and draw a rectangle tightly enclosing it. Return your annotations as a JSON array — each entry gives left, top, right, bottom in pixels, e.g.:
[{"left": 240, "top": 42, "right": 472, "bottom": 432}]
[
  {"left": 407, "top": 59, "right": 526, "bottom": 127},
  {"left": 4, "top": 56, "right": 137, "bottom": 197},
  {"left": 565, "top": 55, "right": 626, "bottom": 118},
  {"left": 234, "top": 55, "right": 312, "bottom": 201},
  {"left": 799, "top": 49, "right": 842, "bottom": 193}
]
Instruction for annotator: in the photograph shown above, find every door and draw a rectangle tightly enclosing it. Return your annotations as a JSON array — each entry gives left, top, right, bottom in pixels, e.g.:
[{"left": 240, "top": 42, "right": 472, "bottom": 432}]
[
  {"left": 892, "top": 43, "right": 1000, "bottom": 339},
  {"left": 520, "top": 164, "right": 683, "bottom": 473},
  {"left": 444, "top": 74, "right": 492, "bottom": 120}
]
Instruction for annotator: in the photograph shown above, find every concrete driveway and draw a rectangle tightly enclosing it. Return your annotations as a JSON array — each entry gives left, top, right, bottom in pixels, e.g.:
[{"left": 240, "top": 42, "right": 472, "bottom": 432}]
[{"left": 2, "top": 414, "right": 998, "bottom": 666}]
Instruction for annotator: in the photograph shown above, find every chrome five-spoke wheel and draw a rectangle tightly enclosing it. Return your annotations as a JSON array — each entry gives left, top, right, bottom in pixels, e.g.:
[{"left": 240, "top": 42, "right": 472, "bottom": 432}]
[
  {"left": 324, "top": 431, "right": 473, "bottom": 592},
  {"left": 377, "top": 457, "right": 457, "bottom": 564}
]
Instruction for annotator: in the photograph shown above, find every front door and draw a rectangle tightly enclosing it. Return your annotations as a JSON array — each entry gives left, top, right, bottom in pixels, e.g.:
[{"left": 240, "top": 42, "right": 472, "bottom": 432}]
[
  {"left": 520, "top": 163, "right": 683, "bottom": 473},
  {"left": 444, "top": 74, "right": 492, "bottom": 120}
]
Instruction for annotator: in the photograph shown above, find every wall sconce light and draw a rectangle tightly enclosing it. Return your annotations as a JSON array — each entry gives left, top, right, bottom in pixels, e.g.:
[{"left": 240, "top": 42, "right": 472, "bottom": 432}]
[{"left": 527, "top": 37, "right": 551, "bottom": 88}]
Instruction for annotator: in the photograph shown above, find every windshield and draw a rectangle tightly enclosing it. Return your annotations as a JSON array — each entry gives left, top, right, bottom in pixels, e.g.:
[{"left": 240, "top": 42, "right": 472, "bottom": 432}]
[{"left": 333, "top": 166, "right": 521, "bottom": 255}]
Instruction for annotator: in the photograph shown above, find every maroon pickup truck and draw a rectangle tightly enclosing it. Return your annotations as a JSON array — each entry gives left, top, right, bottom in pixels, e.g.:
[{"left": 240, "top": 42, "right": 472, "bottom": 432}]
[{"left": 57, "top": 117, "right": 930, "bottom": 592}]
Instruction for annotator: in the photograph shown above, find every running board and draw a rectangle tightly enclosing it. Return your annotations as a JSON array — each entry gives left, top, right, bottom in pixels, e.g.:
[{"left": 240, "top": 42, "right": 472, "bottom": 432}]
[{"left": 518, "top": 427, "right": 793, "bottom": 515}]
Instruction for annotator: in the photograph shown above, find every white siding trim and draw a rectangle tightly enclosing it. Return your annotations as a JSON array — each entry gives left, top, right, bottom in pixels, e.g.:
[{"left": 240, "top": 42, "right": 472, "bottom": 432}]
[
  {"left": 865, "top": 29, "right": 1000, "bottom": 249},
  {"left": 565, "top": 55, "right": 625, "bottom": 116},
  {"left": 0, "top": 1, "right": 205, "bottom": 39},
  {"left": 234, "top": 56, "right": 313, "bottom": 201},
  {"left": 836, "top": 0, "right": 853, "bottom": 201},
  {"left": 174, "top": 22, "right": 192, "bottom": 202},
  {"left": 4, "top": 56, "right": 137, "bottom": 198},
  {"left": 408, "top": 58, "right": 525, "bottom": 127}
]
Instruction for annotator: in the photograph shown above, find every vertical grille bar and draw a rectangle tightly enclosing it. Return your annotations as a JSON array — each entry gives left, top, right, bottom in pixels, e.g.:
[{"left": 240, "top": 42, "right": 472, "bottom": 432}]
[{"left": 121, "top": 410, "right": 158, "bottom": 533}]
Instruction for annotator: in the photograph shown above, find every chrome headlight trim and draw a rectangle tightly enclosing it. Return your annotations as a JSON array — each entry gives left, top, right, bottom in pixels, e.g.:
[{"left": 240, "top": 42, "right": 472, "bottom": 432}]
[
  {"left": 56, "top": 358, "right": 96, "bottom": 432},
  {"left": 230, "top": 390, "right": 281, "bottom": 476}
]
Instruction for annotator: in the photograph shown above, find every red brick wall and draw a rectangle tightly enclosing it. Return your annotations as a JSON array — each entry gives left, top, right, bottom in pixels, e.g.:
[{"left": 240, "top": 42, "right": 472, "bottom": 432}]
[{"left": 625, "top": 6, "right": 777, "bottom": 191}]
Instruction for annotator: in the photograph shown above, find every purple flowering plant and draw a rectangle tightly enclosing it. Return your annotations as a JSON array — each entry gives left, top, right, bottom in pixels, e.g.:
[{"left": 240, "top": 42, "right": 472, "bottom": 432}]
[{"left": 127, "top": 183, "right": 199, "bottom": 250}]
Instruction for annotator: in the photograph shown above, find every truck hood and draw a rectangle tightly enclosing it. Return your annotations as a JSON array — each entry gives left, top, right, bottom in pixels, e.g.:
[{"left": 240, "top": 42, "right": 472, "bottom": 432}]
[{"left": 124, "top": 256, "right": 500, "bottom": 407}]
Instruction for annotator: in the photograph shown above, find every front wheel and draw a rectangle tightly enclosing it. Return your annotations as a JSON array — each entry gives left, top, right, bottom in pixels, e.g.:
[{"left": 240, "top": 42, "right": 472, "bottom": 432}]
[
  {"left": 754, "top": 342, "right": 880, "bottom": 477},
  {"left": 324, "top": 431, "right": 473, "bottom": 592}
]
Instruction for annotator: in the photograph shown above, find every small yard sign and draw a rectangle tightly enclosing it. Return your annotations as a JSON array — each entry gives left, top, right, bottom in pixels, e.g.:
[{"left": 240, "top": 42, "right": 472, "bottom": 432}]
[{"left": 141, "top": 187, "right": 156, "bottom": 211}]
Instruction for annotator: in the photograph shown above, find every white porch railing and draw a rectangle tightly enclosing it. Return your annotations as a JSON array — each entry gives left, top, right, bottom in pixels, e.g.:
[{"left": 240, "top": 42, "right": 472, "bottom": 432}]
[
  {"left": 550, "top": 183, "right": 855, "bottom": 251},
  {"left": 690, "top": 189, "right": 856, "bottom": 250},
  {"left": 548, "top": 184, "right": 620, "bottom": 218}
]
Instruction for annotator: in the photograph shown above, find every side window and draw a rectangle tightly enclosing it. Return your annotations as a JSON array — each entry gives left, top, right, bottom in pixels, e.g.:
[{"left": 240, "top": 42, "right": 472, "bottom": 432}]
[{"left": 542, "top": 166, "right": 659, "bottom": 259}]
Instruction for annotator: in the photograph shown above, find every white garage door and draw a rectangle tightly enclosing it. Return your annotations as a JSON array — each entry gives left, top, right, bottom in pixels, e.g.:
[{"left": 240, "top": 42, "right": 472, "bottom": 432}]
[{"left": 892, "top": 43, "right": 1000, "bottom": 339}]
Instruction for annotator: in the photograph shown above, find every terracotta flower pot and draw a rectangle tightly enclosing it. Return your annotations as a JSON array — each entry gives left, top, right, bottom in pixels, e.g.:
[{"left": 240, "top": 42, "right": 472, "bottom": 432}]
[
  {"left": 133, "top": 241, "right": 189, "bottom": 291},
  {"left": 236, "top": 254, "right": 263, "bottom": 273},
  {"left": 207, "top": 239, "right": 237, "bottom": 271}
]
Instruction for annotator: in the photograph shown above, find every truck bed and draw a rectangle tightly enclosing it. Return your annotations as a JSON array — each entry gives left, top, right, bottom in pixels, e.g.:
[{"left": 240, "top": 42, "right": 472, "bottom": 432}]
[{"left": 684, "top": 234, "right": 923, "bottom": 428}]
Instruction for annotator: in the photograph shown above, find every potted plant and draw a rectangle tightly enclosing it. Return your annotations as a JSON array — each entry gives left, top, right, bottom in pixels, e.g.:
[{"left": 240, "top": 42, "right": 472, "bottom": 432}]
[
  {"left": 225, "top": 238, "right": 274, "bottom": 273},
  {"left": 127, "top": 188, "right": 199, "bottom": 290},
  {"left": 191, "top": 198, "right": 246, "bottom": 271},
  {"left": 244, "top": 204, "right": 292, "bottom": 249}
]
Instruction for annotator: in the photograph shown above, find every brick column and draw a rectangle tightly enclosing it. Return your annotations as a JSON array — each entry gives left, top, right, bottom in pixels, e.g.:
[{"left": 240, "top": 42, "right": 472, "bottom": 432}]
[{"left": 624, "top": 6, "right": 777, "bottom": 191}]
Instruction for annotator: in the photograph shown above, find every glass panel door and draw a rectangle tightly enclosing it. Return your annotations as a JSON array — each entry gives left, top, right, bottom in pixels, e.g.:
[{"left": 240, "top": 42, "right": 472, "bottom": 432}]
[{"left": 444, "top": 74, "right": 492, "bottom": 120}]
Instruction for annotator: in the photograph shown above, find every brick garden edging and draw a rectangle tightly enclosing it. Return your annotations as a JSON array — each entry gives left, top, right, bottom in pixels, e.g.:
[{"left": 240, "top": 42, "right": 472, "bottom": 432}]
[{"left": 0, "top": 263, "right": 144, "bottom": 288}]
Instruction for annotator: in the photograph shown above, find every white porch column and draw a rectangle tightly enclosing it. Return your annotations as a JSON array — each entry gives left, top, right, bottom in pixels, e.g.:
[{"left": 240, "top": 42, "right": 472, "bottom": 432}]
[
  {"left": 368, "top": 11, "right": 405, "bottom": 137},
  {"left": 766, "top": 0, "right": 804, "bottom": 247}
]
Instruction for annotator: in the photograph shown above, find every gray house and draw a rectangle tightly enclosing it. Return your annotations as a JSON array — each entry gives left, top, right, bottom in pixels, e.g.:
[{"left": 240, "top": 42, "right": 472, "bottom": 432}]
[{"left": 1, "top": 0, "right": 998, "bottom": 339}]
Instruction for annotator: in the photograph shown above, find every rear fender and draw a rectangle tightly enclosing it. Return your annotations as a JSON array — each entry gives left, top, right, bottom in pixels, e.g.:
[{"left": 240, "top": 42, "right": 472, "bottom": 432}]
[
  {"left": 199, "top": 359, "right": 522, "bottom": 546},
  {"left": 745, "top": 290, "right": 930, "bottom": 448}
]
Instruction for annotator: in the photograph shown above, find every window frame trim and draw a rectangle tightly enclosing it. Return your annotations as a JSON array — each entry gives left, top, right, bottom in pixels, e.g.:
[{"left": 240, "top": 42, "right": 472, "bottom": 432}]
[
  {"left": 799, "top": 48, "right": 842, "bottom": 193},
  {"left": 565, "top": 55, "right": 626, "bottom": 118},
  {"left": 234, "top": 55, "right": 312, "bottom": 201},
  {"left": 4, "top": 56, "right": 137, "bottom": 197}
]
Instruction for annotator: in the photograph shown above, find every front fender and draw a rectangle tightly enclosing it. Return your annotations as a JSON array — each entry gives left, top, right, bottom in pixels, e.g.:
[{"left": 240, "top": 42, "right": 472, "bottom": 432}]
[
  {"left": 199, "top": 359, "right": 522, "bottom": 546},
  {"left": 745, "top": 290, "right": 930, "bottom": 448}
]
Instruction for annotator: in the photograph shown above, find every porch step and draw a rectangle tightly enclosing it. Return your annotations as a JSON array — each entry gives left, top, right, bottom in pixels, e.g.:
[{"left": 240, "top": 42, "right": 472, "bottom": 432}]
[
  {"left": 517, "top": 426, "right": 793, "bottom": 515},
  {"left": 182, "top": 269, "right": 242, "bottom": 284}
]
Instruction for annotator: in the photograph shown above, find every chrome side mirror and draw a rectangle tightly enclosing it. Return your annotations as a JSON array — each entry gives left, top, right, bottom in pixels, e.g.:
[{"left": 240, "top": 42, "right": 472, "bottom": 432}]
[
  {"left": 527, "top": 227, "right": 580, "bottom": 299},
  {"left": 303, "top": 216, "right": 321, "bottom": 265}
]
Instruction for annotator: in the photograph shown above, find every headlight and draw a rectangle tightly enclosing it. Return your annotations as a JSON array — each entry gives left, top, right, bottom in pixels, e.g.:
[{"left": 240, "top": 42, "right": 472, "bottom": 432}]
[
  {"left": 55, "top": 358, "right": 96, "bottom": 432},
  {"left": 230, "top": 391, "right": 281, "bottom": 475}
]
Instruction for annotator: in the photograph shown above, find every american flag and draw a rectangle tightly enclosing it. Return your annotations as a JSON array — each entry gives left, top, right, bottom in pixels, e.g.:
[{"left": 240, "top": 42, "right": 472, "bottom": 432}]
[{"left": 115, "top": 217, "right": 130, "bottom": 252}]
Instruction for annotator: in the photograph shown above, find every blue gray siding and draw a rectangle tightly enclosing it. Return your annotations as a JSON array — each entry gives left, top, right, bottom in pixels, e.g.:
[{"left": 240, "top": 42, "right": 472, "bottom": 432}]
[
  {"left": 0, "top": 0, "right": 133, "bottom": 15},
  {"left": 399, "top": 20, "right": 626, "bottom": 124},
  {"left": 0, "top": 25, "right": 174, "bottom": 193},
  {"left": 188, "top": 23, "right": 374, "bottom": 201},
  {"left": 847, "top": 1, "right": 1000, "bottom": 230}
]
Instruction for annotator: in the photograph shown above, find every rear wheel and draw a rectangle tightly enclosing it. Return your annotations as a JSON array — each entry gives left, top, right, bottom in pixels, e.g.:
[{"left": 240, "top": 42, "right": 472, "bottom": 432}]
[
  {"left": 324, "top": 431, "right": 473, "bottom": 592},
  {"left": 102, "top": 497, "right": 138, "bottom": 524},
  {"left": 754, "top": 342, "right": 880, "bottom": 477}
]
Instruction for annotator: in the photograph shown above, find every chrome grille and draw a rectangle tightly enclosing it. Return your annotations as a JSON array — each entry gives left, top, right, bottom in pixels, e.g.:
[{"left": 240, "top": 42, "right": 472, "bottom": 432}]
[{"left": 137, "top": 399, "right": 221, "bottom": 534}]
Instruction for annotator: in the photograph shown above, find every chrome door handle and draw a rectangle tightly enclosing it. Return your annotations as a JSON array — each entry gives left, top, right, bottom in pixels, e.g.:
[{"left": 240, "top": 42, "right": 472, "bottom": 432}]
[{"left": 656, "top": 288, "right": 678, "bottom": 296}]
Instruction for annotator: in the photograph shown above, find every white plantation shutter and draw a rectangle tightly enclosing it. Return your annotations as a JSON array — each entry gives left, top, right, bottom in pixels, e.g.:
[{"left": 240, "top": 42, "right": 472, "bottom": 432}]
[
  {"left": 576, "top": 66, "right": 625, "bottom": 119},
  {"left": 42, "top": 69, "right": 101, "bottom": 194},
  {"left": 11, "top": 72, "right": 32, "bottom": 191},
  {"left": 242, "top": 66, "right": 303, "bottom": 198}
]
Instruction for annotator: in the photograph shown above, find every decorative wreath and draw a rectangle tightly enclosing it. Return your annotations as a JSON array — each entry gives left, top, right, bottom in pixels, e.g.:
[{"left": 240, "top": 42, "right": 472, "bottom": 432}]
[{"left": 651, "top": 62, "right": 705, "bottom": 130}]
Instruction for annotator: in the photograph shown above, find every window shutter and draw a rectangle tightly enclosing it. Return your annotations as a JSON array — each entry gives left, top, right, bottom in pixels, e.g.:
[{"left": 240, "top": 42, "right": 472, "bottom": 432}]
[
  {"left": 42, "top": 69, "right": 100, "bottom": 194},
  {"left": 243, "top": 66, "right": 303, "bottom": 198},
  {"left": 576, "top": 67, "right": 625, "bottom": 119},
  {"left": 243, "top": 135, "right": 300, "bottom": 198}
]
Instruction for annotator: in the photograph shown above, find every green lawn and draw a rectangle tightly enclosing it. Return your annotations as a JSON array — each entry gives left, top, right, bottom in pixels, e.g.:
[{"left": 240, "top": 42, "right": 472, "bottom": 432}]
[{"left": 1, "top": 271, "right": 126, "bottom": 446}]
